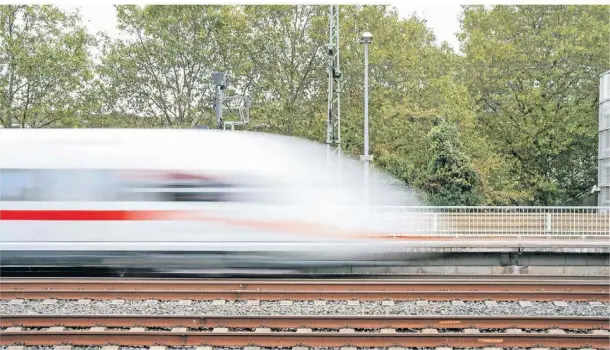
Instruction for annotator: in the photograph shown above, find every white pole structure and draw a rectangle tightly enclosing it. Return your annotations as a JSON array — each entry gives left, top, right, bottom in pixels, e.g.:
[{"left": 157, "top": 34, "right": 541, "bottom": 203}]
[
  {"left": 326, "top": 5, "right": 342, "bottom": 187},
  {"left": 360, "top": 32, "right": 373, "bottom": 206},
  {"left": 599, "top": 70, "right": 610, "bottom": 206}
]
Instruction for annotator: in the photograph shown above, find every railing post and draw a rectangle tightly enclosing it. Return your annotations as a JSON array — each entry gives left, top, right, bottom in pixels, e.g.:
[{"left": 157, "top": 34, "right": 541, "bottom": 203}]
[
  {"left": 432, "top": 213, "right": 438, "bottom": 234},
  {"left": 544, "top": 213, "right": 552, "bottom": 234}
]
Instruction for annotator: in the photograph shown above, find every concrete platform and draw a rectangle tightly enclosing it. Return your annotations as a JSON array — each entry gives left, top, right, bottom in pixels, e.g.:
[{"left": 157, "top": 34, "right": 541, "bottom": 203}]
[
  {"left": 1, "top": 236, "right": 607, "bottom": 277},
  {"left": 385, "top": 237, "right": 610, "bottom": 254},
  {"left": 314, "top": 238, "right": 610, "bottom": 276}
]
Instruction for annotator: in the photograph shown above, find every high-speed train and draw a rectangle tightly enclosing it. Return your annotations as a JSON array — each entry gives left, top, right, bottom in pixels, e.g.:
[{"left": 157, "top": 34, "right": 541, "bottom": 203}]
[{"left": 0, "top": 129, "right": 422, "bottom": 273}]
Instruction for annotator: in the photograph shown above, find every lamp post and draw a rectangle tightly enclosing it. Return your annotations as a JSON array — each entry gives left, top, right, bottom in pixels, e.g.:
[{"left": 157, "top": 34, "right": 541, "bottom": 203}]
[{"left": 360, "top": 32, "right": 373, "bottom": 206}]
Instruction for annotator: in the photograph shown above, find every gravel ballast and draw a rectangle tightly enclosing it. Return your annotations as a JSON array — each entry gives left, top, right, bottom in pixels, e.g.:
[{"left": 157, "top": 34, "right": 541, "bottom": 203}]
[{"left": 1, "top": 300, "right": 608, "bottom": 317}]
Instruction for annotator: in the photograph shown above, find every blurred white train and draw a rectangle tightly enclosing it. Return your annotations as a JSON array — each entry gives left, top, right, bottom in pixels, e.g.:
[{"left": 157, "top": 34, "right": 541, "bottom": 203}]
[{"left": 0, "top": 129, "right": 423, "bottom": 273}]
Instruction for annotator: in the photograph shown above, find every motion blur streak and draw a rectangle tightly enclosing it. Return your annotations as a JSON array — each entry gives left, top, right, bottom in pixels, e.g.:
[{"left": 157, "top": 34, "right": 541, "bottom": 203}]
[
  {"left": 0, "top": 209, "right": 383, "bottom": 240},
  {"left": 0, "top": 129, "right": 427, "bottom": 272}
]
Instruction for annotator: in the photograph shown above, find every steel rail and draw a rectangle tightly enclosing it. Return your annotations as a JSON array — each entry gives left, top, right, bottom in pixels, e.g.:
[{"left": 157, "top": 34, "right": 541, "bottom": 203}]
[
  {"left": 2, "top": 277, "right": 609, "bottom": 287},
  {"left": 1, "top": 289, "right": 608, "bottom": 301},
  {"left": 2, "top": 277, "right": 608, "bottom": 291},
  {"left": 1, "top": 315, "right": 608, "bottom": 330},
  {"left": 1, "top": 277, "right": 608, "bottom": 301},
  {"left": 1, "top": 331, "right": 608, "bottom": 348}
]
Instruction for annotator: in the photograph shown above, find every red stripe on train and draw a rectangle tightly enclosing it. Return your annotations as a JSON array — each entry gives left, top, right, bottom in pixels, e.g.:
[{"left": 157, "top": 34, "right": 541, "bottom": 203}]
[
  {"left": 0, "top": 209, "right": 409, "bottom": 240},
  {"left": 0, "top": 210, "right": 175, "bottom": 221}
]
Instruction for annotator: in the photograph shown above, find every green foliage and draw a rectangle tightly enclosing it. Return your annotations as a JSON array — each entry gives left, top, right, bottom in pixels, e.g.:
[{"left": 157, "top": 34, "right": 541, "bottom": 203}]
[
  {"left": 418, "top": 119, "right": 483, "bottom": 206},
  {"left": 0, "top": 5, "right": 94, "bottom": 128},
  {"left": 459, "top": 5, "right": 610, "bottom": 205},
  {"left": 326, "top": 6, "right": 477, "bottom": 189},
  {"left": 241, "top": 5, "right": 328, "bottom": 138},
  {"left": 3, "top": 4, "right": 606, "bottom": 206},
  {"left": 96, "top": 5, "right": 249, "bottom": 127}
]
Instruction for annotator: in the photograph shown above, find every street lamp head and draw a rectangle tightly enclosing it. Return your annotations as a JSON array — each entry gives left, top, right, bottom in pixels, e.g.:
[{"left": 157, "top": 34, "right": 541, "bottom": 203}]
[{"left": 360, "top": 32, "right": 373, "bottom": 44}]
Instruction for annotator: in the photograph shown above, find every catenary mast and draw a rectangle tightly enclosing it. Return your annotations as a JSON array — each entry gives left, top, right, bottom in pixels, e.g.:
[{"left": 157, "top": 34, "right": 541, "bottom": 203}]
[{"left": 326, "top": 5, "right": 342, "bottom": 179}]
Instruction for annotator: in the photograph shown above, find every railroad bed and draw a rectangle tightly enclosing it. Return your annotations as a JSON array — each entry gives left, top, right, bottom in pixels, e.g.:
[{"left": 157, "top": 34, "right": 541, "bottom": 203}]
[
  {"left": 1, "top": 276, "right": 608, "bottom": 302},
  {"left": 1, "top": 315, "right": 609, "bottom": 348},
  {"left": 2, "top": 276, "right": 608, "bottom": 349}
]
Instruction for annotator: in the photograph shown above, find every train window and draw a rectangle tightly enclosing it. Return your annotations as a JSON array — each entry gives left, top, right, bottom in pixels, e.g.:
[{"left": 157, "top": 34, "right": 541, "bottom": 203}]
[
  {"left": 0, "top": 169, "right": 120, "bottom": 202},
  {"left": 0, "top": 170, "right": 35, "bottom": 201},
  {"left": 43, "top": 169, "right": 119, "bottom": 202},
  {"left": 128, "top": 179, "right": 236, "bottom": 202},
  {"left": 114, "top": 171, "right": 288, "bottom": 204},
  {"left": 0, "top": 169, "right": 295, "bottom": 203}
]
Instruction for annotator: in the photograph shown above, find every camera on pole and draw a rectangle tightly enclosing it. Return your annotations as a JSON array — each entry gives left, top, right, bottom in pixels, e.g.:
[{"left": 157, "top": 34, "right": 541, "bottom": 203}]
[{"left": 212, "top": 72, "right": 227, "bottom": 129}]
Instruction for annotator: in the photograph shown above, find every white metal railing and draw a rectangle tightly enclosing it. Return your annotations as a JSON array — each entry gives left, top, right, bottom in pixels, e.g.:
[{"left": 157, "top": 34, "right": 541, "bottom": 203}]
[{"left": 373, "top": 206, "right": 610, "bottom": 237}]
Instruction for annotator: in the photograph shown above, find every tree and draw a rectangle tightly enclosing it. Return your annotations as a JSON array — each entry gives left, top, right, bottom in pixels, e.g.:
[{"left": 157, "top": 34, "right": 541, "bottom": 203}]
[
  {"left": 7, "top": 4, "right": 604, "bottom": 206},
  {"left": 241, "top": 6, "right": 328, "bottom": 138},
  {"left": 97, "top": 5, "right": 250, "bottom": 127},
  {"left": 330, "top": 5, "right": 485, "bottom": 197},
  {"left": 419, "top": 119, "right": 483, "bottom": 205},
  {"left": 0, "top": 5, "right": 94, "bottom": 128},
  {"left": 458, "top": 5, "right": 610, "bottom": 205}
]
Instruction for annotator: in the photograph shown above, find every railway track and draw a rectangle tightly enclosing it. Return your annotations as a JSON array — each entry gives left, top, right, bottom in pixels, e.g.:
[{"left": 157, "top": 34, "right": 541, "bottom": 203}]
[
  {"left": 1, "top": 276, "right": 609, "bottom": 301},
  {"left": 1, "top": 315, "right": 608, "bottom": 348}
]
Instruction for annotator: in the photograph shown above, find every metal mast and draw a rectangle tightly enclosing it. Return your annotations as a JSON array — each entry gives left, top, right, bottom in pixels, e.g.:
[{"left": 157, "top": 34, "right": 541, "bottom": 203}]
[
  {"left": 598, "top": 70, "right": 610, "bottom": 206},
  {"left": 326, "top": 5, "right": 342, "bottom": 174}
]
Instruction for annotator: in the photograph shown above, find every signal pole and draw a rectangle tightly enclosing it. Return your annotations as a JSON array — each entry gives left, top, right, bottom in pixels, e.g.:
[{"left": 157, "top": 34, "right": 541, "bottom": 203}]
[
  {"left": 360, "top": 32, "right": 373, "bottom": 205},
  {"left": 212, "top": 72, "right": 226, "bottom": 129},
  {"left": 326, "top": 5, "right": 342, "bottom": 181}
]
